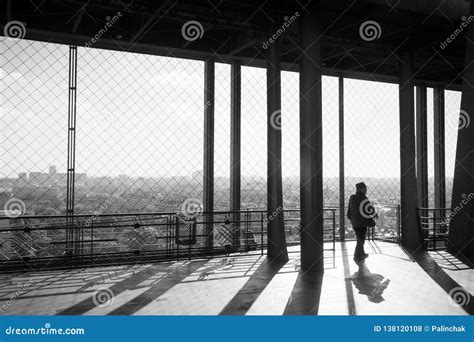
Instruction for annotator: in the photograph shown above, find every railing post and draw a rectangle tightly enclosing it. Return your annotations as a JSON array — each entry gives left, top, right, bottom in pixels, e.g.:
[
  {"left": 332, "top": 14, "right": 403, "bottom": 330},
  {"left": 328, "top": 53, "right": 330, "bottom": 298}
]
[
  {"left": 66, "top": 45, "right": 77, "bottom": 262},
  {"left": 396, "top": 204, "right": 401, "bottom": 245},
  {"left": 260, "top": 211, "right": 264, "bottom": 256},
  {"left": 203, "top": 58, "right": 215, "bottom": 250},
  {"left": 338, "top": 76, "right": 345, "bottom": 241}
]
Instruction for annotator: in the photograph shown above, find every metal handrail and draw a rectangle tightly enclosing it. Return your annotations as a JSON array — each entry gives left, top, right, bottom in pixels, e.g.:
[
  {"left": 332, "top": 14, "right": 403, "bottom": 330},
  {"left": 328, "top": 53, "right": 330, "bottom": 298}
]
[{"left": 0, "top": 208, "right": 338, "bottom": 272}]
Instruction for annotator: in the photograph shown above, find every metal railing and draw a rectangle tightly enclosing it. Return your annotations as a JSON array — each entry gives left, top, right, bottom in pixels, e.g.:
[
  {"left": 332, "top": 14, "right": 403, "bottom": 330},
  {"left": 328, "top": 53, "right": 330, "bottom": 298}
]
[
  {"left": 368, "top": 204, "right": 401, "bottom": 243},
  {"left": 416, "top": 207, "right": 451, "bottom": 250},
  {"left": 0, "top": 209, "right": 337, "bottom": 272}
]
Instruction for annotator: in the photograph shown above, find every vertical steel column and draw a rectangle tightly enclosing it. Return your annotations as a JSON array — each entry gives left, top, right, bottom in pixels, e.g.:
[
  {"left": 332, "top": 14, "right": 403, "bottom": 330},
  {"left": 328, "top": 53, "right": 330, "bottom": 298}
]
[
  {"left": 448, "top": 0, "right": 474, "bottom": 256},
  {"left": 338, "top": 76, "right": 345, "bottom": 241},
  {"left": 399, "top": 51, "right": 423, "bottom": 251},
  {"left": 230, "top": 61, "right": 241, "bottom": 247},
  {"left": 203, "top": 58, "right": 215, "bottom": 249},
  {"left": 433, "top": 87, "right": 446, "bottom": 209},
  {"left": 266, "top": 33, "right": 288, "bottom": 262},
  {"left": 66, "top": 45, "right": 77, "bottom": 257},
  {"left": 300, "top": 7, "right": 324, "bottom": 273},
  {"left": 416, "top": 85, "right": 428, "bottom": 208}
]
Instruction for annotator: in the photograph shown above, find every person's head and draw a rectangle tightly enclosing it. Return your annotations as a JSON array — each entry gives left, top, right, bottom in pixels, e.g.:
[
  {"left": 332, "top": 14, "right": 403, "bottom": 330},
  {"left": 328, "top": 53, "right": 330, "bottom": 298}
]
[{"left": 356, "top": 182, "right": 367, "bottom": 195}]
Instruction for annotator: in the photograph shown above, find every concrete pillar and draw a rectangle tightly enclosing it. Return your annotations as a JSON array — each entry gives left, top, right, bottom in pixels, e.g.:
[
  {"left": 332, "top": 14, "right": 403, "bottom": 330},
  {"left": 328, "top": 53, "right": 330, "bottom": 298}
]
[
  {"left": 299, "top": 8, "right": 324, "bottom": 272},
  {"left": 448, "top": 1, "right": 474, "bottom": 256},
  {"left": 399, "top": 51, "right": 423, "bottom": 251},
  {"left": 266, "top": 36, "right": 288, "bottom": 262}
]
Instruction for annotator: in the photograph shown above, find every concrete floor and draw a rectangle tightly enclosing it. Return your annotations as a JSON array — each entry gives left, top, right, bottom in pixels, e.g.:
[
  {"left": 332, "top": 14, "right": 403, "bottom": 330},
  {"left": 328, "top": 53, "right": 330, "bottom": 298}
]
[{"left": 0, "top": 241, "right": 472, "bottom": 315}]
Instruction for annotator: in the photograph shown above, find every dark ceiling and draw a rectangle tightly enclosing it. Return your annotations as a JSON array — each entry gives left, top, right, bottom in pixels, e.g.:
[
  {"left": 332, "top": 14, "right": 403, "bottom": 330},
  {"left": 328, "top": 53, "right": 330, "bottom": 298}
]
[{"left": 1, "top": 0, "right": 472, "bottom": 89}]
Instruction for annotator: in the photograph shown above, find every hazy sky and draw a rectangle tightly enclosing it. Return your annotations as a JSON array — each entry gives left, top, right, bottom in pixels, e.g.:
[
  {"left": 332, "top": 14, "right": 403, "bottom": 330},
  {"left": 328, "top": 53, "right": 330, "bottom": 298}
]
[{"left": 0, "top": 38, "right": 461, "bottom": 181}]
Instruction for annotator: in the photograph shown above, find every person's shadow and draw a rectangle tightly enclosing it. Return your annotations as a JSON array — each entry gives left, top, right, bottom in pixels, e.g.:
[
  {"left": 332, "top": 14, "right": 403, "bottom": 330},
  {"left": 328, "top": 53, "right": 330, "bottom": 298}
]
[{"left": 349, "top": 261, "right": 390, "bottom": 303}]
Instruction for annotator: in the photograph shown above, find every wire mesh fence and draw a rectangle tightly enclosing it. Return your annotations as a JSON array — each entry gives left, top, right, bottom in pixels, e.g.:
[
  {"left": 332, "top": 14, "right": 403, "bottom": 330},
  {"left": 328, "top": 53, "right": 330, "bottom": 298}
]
[
  {"left": 344, "top": 79, "right": 401, "bottom": 239},
  {"left": 1, "top": 38, "right": 69, "bottom": 215},
  {"left": 444, "top": 90, "right": 462, "bottom": 209},
  {"left": 214, "top": 63, "right": 231, "bottom": 211},
  {"left": 241, "top": 66, "right": 267, "bottom": 210},
  {"left": 0, "top": 37, "right": 462, "bottom": 253},
  {"left": 75, "top": 47, "right": 204, "bottom": 215}
]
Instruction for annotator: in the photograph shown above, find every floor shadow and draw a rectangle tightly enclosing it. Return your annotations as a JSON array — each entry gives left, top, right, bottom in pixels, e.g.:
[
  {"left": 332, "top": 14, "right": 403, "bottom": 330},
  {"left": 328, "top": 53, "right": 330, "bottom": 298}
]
[
  {"left": 413, "top": 251, "right": 474, "bottom": 315},
  {"left": 60, "top": 261, "right": 203, "bottom": 315},
  {"left": 283, "top": 270, "right": 323, "bottom": 315},
  {"left": 348, "top": 261, "right": 390, "bottom": 303},
  {"left": 219, "top": 257, "right": 286, "bottom": 315},
  {"left": 340, "top": 241, "right": 357, "bottom": 315},
  {"left": 109, "top": 259, "right": 210, "bottom": 315}
]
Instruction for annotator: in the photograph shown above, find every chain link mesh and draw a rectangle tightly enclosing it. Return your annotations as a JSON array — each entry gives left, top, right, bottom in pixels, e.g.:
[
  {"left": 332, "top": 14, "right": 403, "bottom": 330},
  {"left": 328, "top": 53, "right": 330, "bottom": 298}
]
[
  {"left": 444, "top": 90, "right": 461, "bottom": 209},
  {"left": 0, "top": 38, "right": 463, "bottom": 244},
  {"left": 344, "top": 79, "right": 401, "bottom": 239},
  {"left": 75, "top": 47, "right": 204, "bottom": 214},
  {"left": 1, "top": 38, "right": 69, "bottom": 215}
]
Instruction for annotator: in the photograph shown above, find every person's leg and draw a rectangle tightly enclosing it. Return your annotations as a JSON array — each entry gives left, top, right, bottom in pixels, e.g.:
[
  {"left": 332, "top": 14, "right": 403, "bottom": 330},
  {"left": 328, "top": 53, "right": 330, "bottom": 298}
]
[
  {"left": 359, "top": 226, "right": 367, "bottom": 256},
  {"left": 353, "top": 227, "right": 368, "bottom": 260},
  {"left": 353, "top": 227, "right": 363, "bottom": 260}
]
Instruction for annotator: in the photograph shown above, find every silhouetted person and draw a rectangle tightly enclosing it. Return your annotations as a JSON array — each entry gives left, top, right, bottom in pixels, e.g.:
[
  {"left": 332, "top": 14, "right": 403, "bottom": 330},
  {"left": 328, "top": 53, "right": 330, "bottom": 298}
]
[{"left": 347, "top": 182, "right": 377, "bottom": 263}]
